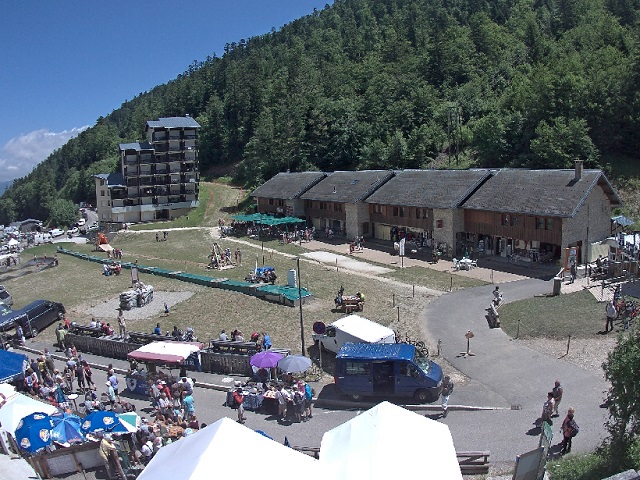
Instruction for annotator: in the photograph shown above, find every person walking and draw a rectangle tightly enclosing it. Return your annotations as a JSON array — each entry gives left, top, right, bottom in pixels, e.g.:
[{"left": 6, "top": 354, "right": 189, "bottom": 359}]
[
  {"left": 552, "top": 380, "right": 563, "bottom": 417},
  {"left": 542, "top": 392, "right": 555, "bottom": 425},
  {"left": 117, "top": 309, "right": 127, "bottom": 339},
  {"left": 441, "top": 375, "right": 454, "bottom": 418},
  {"left": 605, "top": 299, "right": 618, "bottom": 333},
  {"left": 276, "top": 385, "right": 289, "bottom": 421},
  {"left": 233, "top": 388, "right": 246, "bottom": 423},
  {"left": 560, "top": 407, "right": 578, "bottom": 454}
]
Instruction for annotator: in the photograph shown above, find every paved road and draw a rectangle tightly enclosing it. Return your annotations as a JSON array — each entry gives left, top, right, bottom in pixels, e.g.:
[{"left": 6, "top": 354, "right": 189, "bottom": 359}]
[{"left": 424, "top": 278, "right": 610, "bottom": 471}]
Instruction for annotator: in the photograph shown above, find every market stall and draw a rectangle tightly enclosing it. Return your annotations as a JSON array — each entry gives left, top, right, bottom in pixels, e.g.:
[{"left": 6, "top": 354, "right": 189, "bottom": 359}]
[{"left": 125, "top": 341, "right": 204, "bottom": 396}]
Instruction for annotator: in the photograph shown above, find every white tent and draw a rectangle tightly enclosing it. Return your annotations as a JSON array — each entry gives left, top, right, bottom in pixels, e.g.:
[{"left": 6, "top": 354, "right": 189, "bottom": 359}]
[
  {"left": 6, "top": 238, "right": 19, "bottom": 247},
  {"left": 138, "top": 417, "right": 322, "bottom": 480},
  {"left": 0, "top": 386, "right": 58, "bottom": 435},
  {"left": 320, "top": 401, "right": 463, "bottom": 480}
]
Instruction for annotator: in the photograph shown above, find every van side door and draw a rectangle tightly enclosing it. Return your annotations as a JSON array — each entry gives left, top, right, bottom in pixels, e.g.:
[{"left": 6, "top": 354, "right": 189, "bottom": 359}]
[{"left": 395, "top": 361, "right": 424, "bottom": 397}]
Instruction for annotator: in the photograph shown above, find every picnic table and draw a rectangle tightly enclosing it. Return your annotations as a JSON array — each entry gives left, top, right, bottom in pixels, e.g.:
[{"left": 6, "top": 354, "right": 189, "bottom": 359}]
[{"left": 335, "top": 295, "right": 364, "bottom": 314}]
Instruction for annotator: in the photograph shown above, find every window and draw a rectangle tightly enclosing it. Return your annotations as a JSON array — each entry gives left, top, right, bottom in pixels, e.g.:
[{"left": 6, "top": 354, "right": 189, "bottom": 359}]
[
  {"left": 268, "top": 198, "right": 274, "bottom": 205},
  {"left": 100, "top": 190, "right": 105, "bottom": 197},
  {"left": 319, "top": 202, "right": 328, "bottom": 210},
  {"left": 345, "top": 361, "right": 370, "bottom": 376},
  {"left": 334, "top": 203, "right": 342, "bottom": 212},
  {"left": 304, "top": 200, "right": 312, "bottom": 209},
  {"left": 511, "top": 216, "right": 518, "bottom": 227},
  {"left": 502, "top": 214, "right": 510, "bottom": 226},
  {"left": 536, "top": 217, "right": 554, "bottom": 230},
  {"left": 393, "top": 207, "right": 399, "bottom": 217},
  {"left": 399, "top": 207, "right": 405, "bottom": 218},
  {"left": 371, "top": 204, "right": 382, "bottom": 214}
]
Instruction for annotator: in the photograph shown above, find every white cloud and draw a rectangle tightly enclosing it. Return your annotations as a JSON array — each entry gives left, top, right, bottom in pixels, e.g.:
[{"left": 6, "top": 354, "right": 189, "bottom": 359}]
[{"left": 0, "top": 126, "right": 89, "bottom": 182}]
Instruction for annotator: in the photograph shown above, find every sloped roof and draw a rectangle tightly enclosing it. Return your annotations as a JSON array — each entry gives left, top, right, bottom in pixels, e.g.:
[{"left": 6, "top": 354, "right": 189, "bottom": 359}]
[
  {"left": 300, "top": 170, "right": 395, "bottom": 203},
  {"left": 118, "top": 142, "right": 153, "bottom": 152},
  {"left": 94, "top": 172, "right": 125, "bottom": 188},
  {"left": 146, "top": 117, "right": 201, "bottom": 129},
  {"left": 251, "top": 172, "right": 327, "bottom": 200},
  {"left": 462, "top": 169, "right": 621, "bottom": 217},
  {"left": 365, "top": 169, "right": 491, "bottom": 208}
]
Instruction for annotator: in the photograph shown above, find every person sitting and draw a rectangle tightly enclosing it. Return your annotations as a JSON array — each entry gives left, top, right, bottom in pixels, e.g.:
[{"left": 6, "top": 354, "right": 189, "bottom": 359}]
[
  {"left": 171, "top": 326, "right": 181, "bottom": 338},
  {"left": 103, "top": 323, "right": 114, "bottom": 336},
  {"left": 154, "top": 323, "right": 162, "bottom": 335},
  {"left": 89, "top": 317, "right": 98, "bottom": 329},
  {"left": 219, "top": 330, "right": 228, "bottom": 341}
]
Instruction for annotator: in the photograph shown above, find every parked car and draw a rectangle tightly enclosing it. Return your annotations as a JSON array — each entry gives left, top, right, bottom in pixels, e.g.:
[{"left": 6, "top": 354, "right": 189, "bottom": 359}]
[
  {"left": 67, "top": 227, "right": 79, "bottom": 235},
  {"left": 0, "top": 286, "right": 13, "bottom": 307},
  {"left": 34, "top": 232, "right": 53, "bottom": 245},
  {"left": 77, "top": 218, "right": 86, "bottom": 226},
  {"left": 0, "top": 300, "right": 66, "bottom": 337},
  {"left": 50, "top": 228, "right": 64, "bottom": 238},
  {"left": 87, "top": 223, "right": 99, "bottom": 232}
]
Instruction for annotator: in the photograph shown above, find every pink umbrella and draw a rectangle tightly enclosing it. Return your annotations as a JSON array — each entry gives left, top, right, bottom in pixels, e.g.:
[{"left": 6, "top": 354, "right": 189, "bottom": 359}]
[{"left": 250, "top": 351, "right": 283, "bottom": 368}]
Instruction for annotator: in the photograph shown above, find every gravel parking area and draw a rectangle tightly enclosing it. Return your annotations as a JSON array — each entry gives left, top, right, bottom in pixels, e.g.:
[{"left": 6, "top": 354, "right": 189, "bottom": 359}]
[{"left": 86, "top": 290, "right": 194, "bottom": 320}]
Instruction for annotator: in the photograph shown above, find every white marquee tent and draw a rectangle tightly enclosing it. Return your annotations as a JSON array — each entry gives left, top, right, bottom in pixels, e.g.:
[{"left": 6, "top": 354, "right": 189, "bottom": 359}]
[
  {"left": 319, "top": 401, "right": 463, "bottom": 480},
  {"left": 0, "top": 383, "right": 58, "bottom": 435},
  {"left": 138, "top": 417, "right": 323, "bottom": 480}
]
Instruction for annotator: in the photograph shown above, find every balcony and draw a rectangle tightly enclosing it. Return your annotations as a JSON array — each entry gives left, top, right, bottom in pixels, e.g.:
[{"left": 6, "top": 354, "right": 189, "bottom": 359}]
[
  {"left": 152, "top": 133, "right": 168, "bottom": 142},
  {"left": 155, "top": 144, "right": 169, "bottom": 153},
  {"left": 139, "top": 154, "right": 153, "bottom": 164},
  {"left": 124, "top": 157, "right": 138, "bottom": 165}
]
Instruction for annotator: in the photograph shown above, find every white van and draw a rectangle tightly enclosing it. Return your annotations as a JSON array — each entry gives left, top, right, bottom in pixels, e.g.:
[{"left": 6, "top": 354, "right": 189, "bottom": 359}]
[
  {"left": 312, "top": 314, "right": 397, "bottom": 354},
  {"left": 34, "top": 233, "right": 53, "bottom": 245}
]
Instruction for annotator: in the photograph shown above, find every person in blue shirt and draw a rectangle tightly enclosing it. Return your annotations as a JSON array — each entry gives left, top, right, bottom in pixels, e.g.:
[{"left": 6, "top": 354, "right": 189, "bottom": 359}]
[
  {"left": 262, "top": 332, "right": 272, "bottom": 350},
  {"left": 154, "top": 323, "right": 162, "bottom": 335}
]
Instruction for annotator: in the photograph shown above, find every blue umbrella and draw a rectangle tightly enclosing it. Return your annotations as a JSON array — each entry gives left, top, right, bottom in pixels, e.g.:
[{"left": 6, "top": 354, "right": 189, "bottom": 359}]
[
  {"left": 51, "top": 412, "right": 84, "bottom": 444},
  {"left": 15, "top": 413, "right": 54, "bottom": 453},
  {"left": 81, "top": 411, "right": 126, "bottom": 433}
]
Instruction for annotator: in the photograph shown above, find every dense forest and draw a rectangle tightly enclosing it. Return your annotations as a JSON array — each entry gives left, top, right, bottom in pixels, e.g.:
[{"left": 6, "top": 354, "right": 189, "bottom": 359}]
[{"left": 1, "top": 0, "right": 639, "bottom": 225}]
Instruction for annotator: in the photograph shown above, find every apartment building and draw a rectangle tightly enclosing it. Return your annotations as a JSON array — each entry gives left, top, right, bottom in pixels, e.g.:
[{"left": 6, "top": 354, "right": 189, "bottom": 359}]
[{"left": 95, "top": 116, "right": 200, "bottom": 226}]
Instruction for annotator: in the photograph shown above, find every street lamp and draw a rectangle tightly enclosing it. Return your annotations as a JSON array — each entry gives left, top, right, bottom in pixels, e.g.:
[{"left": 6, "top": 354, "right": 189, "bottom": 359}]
[{"left": 297, "top": 257, "right": 305, "bottom": 356}]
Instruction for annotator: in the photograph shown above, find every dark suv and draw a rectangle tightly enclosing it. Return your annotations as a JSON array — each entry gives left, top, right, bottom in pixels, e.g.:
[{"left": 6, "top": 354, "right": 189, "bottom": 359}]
[{"left": 0, "top": 300, "right": 65, "bottom": 337}]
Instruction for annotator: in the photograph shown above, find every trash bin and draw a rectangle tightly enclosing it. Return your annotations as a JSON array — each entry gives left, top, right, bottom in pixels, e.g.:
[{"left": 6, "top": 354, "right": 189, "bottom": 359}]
[{"left": 553, "top": 277, "right": 562, "bottom": 296}]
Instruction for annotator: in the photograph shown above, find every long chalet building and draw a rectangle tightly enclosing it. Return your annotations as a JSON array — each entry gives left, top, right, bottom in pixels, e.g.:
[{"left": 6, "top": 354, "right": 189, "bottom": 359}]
[{"left": 252, "top": 161, "right": 621, "bottom": 263}]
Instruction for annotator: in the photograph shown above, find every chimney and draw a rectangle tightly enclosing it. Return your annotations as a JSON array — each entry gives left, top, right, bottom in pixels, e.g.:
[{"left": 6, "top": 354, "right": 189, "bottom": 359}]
[{"left": 575, "top": 160, "right": 583, "bottom": 181}]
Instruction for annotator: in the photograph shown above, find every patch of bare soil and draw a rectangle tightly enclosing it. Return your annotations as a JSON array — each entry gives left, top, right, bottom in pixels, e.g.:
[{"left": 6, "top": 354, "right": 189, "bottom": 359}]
[{"left": 517, "top": 335, "right": 617, "bottom": 374}]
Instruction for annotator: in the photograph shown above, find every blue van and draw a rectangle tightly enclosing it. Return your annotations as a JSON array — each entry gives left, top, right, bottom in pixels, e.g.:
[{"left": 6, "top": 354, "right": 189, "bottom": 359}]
[{"left": 335, "top": 343, "right": 443, "bottom": 403}]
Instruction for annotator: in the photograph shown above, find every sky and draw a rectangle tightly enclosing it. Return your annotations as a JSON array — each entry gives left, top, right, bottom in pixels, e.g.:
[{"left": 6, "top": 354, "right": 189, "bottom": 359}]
[{"left": 0, "top": 1, "right": 333, "bottom": 183}]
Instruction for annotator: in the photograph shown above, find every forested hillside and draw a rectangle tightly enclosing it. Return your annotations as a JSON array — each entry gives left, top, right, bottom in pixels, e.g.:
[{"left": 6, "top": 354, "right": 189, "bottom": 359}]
[{"left": 1, "top": 0, "right": 639, "bottom": 225}]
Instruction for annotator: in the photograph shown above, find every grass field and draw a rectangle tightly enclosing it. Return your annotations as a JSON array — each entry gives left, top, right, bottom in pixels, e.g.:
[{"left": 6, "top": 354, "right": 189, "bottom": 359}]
[
  {"left": 499, "top": 289, "right": 605, "bottom": 339},
  {"left": 1, "top": 225, "right": 430, "bottom": 357}
]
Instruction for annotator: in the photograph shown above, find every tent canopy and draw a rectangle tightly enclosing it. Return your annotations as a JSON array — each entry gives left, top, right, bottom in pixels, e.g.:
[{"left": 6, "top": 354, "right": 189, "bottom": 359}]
[
  {"left": 127, "top": 341, "right": 203, "bottom": 365},
  {"left": 0, "top": 388, "right": 59, "bottom": 435},
  {"left": 231, "top": 213, "right": 305, "bottom": 226},
  {"left": 319, "top": 401, "right": 462, "bottom": 480},
  {"left": 0, "top": 349, "right": 28, "bottom": 383},
  {"left": 138, "top": 417, "right": 322, "bottom": 480}
]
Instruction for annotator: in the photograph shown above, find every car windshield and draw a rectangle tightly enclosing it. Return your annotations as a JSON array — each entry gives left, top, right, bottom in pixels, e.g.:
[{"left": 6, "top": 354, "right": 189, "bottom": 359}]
[{"left": 413, "top": 353, "right": 431, "bottom": 374}]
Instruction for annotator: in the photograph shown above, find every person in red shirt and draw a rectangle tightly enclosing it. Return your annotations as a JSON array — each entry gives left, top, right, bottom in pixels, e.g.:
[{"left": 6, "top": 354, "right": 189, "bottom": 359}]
[{"left": 233, "top": 388, "right": 246, "bottom": 423}]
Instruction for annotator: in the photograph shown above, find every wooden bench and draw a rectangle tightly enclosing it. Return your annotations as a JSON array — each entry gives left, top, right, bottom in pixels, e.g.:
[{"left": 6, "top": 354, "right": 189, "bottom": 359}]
[
  {"left": 128, "top": 332, "right": 174, "bottom": 345},
  {"left": 335, "top": 296, "right": 364, "bottom": 314},
  {"left": 457, "top": 451, "right": 490, "bottom": 475}
]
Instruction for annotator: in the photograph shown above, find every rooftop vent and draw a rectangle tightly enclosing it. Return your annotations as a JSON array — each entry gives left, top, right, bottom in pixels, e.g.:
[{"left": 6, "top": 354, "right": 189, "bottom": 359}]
[{"left": 333, "top": 186, "right": 337, "bottom": 193}]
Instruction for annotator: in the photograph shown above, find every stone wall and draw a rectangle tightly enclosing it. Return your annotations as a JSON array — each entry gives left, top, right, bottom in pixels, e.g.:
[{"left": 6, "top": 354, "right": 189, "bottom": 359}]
[
  {"left": 563, "top": 184, "right": 613, "bottom": 260},
  {"left": 433, "top": 208, "right": 462, "bottom": 256},
  {"left": 345, "top": 202, "right": 371, "bottom": 238}
]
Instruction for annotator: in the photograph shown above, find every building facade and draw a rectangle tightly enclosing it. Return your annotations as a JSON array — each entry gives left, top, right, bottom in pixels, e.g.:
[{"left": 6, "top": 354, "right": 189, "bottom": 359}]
[
  {"left": 94, "top": 116, "right": 200, "bottom": 226},
  {"left": 252, "top": 163, "right": 621, "bottom": 262}
]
